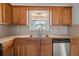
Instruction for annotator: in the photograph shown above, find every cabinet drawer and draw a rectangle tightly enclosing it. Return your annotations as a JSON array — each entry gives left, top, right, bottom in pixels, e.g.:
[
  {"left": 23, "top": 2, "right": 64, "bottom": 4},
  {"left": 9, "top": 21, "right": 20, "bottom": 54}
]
[
  {"left": 41, "top": 38, "right": 52, "bottom": 44},
  {"left": 3, "top": 40, "right": 14, "bottom": 49}
]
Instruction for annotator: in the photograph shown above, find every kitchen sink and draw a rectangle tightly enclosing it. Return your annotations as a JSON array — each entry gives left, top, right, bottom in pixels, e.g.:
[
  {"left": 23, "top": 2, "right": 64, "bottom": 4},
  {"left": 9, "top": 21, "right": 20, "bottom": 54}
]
[{"left": 30, "top": 35, "right": 49, "bottom": 38}]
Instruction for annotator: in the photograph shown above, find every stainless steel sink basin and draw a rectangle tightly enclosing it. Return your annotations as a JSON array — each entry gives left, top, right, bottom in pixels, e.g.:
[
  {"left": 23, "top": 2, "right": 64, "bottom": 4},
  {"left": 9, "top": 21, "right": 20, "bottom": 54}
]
[{"left": 30, "top": 35, "right": 49, "bottom": 38}]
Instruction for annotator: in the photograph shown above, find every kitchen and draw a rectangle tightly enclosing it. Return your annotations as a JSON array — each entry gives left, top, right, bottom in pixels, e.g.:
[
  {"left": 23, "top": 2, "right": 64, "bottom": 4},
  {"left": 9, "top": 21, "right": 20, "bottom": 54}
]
[{"left": 0, "top": 3, "right": 79, "bottom": 56}]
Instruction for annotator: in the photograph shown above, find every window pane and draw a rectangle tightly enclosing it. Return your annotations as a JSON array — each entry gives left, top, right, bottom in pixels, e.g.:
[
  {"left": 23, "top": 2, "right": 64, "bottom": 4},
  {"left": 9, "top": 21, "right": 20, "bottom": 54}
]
[
  {"left": 31, "top": 20, "right": 48, "bottom": 29},
  {"left": 28, "top": 10, "right": 50, "bottom": 30}
]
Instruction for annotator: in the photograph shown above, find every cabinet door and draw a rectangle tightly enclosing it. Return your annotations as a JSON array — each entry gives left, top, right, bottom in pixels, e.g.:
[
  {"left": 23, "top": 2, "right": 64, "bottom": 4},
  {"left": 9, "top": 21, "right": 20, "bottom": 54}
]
[
  {"left": 41, "top": 38, "right": 52, "bottom": 56},
  {"left": 3, "top": 40, "right": 14, "bottom": 56},
  {"left": 41, "top": 43, "right": 52, "bottom": 56},
  {"left": 12, "top": 7, "right": 27, "bottom": 25},
  {"left": 29, "top": 39, "right": 40, "bottom": 56},
  {"left": 14, "top": 38, "right": 40, "bottom": 56},
  {"left": 3, "top": 46, "right": 14, "bottom": 56},
  {"left": 52, "top": 7, "right": 62, "bottom": 25},
  {"left": 62, "top": 7, "right": 72, "bottom": 25},
  {"left": 0, "top": 4, "right": 2, "bottom": 23},
  {"left": 14, "top": 39, "right": 27, "bottom": 56},
  {"left": 70, "top": 39, "right": 79, "bottom": 56},
  {"left": 0, "top": 3, "right": 12, "bottom": 24}
]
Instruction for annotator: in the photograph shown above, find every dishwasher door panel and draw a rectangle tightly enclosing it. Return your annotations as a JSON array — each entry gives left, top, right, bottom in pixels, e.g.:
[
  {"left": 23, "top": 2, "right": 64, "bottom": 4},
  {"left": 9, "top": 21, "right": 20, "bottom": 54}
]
[{"left": 53, "top": 39, "right": 70, "bottom": 56}]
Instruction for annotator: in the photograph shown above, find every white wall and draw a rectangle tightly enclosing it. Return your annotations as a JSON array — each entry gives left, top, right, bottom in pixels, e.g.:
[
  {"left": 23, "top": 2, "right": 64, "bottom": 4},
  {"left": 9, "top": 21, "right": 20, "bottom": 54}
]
[
  {"left": 72, "top": 3, "right": 79, "bottom": 25},
  {"left": 68, "top": 3, "right": 79, "bottom": 36},
  {"left": 11, "top": 3, "right": 72, "bottom": 6},
  {"left": 68, "top": 25, "right": 79, "bottom": 36},
  {"left": 0, "top": 25, "right": 11, "bottom": 37}
]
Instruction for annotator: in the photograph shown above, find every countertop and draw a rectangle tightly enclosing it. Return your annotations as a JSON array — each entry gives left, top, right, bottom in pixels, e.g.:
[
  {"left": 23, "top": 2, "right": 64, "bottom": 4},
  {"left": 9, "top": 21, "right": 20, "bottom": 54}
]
[{"left": 0, "top": 35, "right": 74, "bottom": 44}]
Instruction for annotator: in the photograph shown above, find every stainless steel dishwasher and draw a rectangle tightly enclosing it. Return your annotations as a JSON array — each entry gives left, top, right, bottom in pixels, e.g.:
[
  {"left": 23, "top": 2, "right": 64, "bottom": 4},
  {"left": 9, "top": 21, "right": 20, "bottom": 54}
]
[
  {"left": 0, "top": 43, "right": 2, "bottom": 56},
  {"left": 53, "top": 38, "right": 70, "bottom": 56}
]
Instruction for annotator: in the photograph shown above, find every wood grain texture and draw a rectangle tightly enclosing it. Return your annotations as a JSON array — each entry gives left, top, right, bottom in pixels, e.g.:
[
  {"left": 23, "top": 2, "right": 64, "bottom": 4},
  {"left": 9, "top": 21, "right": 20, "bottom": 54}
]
[
  {"left": 70, "top": 39, "right": 79, "bottom": 56},
  {"left": 12, "top": 6, "right": 72, "bottom": 25},
  {"left": 52, "top": 7, "right": 72, "bottom": 25},
  {"left": 14, "top": 38, "right": 41, "bottom": 56},
  {"left": 2, "top": 40, "right": 14, "bottom": 56},
  {"left": 52, "top": 7, "right": 62, "bottom": 25},
  {"left": 14, "top": 38, "right": 52, "bottom": 56},
  {"left": 12, "top": 7, "right": 27, "bottom": 25},
  {"left": 0, "top": 3, "right": 12, "bottom": 24},
  {"left": 0, "top": 4, "right": 2, "bottom": 23},
  {"left": 41, "top": 43, "right": 52, "bottom": 56},
  {"left": 40, "top": 38, "right": 52, "bottom": 56},
  {"left": 62, "top": 7, "right": 72, "bottom": 25}
]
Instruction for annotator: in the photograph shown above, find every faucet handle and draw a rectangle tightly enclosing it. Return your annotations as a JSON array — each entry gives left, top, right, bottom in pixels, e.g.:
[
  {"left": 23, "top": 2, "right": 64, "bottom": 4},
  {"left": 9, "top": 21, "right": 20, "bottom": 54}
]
[
  {"left": 30, "top": 35, "right": 32, "bottom": 37},
  {"left": 46, "top": 35, "right": 48, "bottom": 37}
]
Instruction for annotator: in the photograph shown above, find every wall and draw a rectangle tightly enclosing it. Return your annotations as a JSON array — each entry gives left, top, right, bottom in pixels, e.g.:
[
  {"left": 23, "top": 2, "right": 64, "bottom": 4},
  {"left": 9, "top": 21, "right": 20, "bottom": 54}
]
[
  {"left": 1, "top": 3, "right": 79, "bottom": 37},
  {"left": 72, "top": 3, "right": 79, "bottom": 25},
  {"left": 10, "top": 3, "right": 79, "bottom": 36},
  {"left": 11, "top": 3, "right": 72, "bottom": 6},
  {"left": 0, "top": 25, "right": 11, "bottom": 37},
  {"left": 68, "top": 3, "right": 79, "bottom": 36},
  {"left": 68, "top": 25, "right": 79, "bottom": 36},
  {"left": 11, "top": 25, "right": 68, "bottom": 35}
]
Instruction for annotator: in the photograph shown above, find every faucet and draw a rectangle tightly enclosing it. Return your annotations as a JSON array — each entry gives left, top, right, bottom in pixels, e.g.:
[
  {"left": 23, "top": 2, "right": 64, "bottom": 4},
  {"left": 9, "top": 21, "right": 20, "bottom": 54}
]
[{"left": 37, "top": 27, "right": 42, "bottom": 38}]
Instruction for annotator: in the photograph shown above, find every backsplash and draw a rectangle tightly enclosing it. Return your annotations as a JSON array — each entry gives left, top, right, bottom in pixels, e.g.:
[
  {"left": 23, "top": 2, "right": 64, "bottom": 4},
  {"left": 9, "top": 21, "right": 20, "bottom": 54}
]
[
  {"left": 0, "top": 25, "right": 79, "bottom": 37},
  {"left": 68, "top": 25, "right": 79, "bottom": 36},
  {"left": 0, "top": 25, "right": 11, "bottom": 37},
  {"left": 11, "top": 25, "right": 68, "bottom": 35}
]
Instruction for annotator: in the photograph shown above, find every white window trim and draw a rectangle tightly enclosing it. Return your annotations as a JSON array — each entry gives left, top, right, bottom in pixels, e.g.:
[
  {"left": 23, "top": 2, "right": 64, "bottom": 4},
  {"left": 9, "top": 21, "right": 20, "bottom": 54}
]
[{"left": 28, "top": 10, "right": 51, "bottom": 30}]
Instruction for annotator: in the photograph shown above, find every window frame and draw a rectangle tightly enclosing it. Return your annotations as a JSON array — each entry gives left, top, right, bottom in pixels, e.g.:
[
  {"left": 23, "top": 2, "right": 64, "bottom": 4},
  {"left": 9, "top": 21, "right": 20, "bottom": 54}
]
[{"left": 28, "top": 10, "right": 51, "bottom": 30}]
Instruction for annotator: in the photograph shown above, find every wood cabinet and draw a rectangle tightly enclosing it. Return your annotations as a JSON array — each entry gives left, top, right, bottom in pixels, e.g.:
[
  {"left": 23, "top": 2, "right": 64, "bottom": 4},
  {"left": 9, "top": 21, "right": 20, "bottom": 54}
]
[
  {"left": 28, "top": 39, "right": 41, "bottom": 56},
  {"left": 52, "top": 7, "right": 62, "bottom": 25},
  {"left": 70, "top": 39, "right": 79, "bottom": 56},
  {"left": 40, "top": 38, "right": 52, "bottom": 56},
  {"left": 41, "top": 43, "right": 52, "bottom": 56},
  {"left": 12, "top": 7, "right": 27, "bottom": 25},
  {"left": 0, "top": 3, "right": 12, "bottom": 24},
  {"left": 14, "top": 38, "right": 52, "bottom": 56},
  {"left": 12, "top": 6, "right": 72, "bottom": 25},
  {"left": 2, "top": 40, "right": 14, "bottom": 56},
  {"left": 0, "top": 4, "right": 2, "bottom": 23},
  {"left": 62, "top": 7, "right": 72, "bottom": 25},
  {"left": 52, "top": 7, "right": 72, "bottom": 25},
  {"left": 14, "top": 38, "right": 27, "bottom": 56},
  {"left": 14, "top": 38, "right": 40, "bottom": 56},
  {"left": 0, "top": 5, "right": 72, "bottom": 25}
]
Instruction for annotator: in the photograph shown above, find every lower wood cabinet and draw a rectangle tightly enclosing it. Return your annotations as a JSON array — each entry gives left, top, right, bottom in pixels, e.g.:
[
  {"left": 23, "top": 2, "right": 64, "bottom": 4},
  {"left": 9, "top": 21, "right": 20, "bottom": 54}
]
[
  {"left": 2, "top": 38, "right": 79, "bottom": 56},
  {"left": 14, "top": 38, "right": 52, "bottom": 56},
  {"left": 40, "top": 38, "right": 52, "bottom": 56},
  {"left": 29, "top": 39, "right": 41, "bottom": 56},
  {"left": 2, "top": 40, "right": 14, "bottom": 56},
  {"left": 41, "top": 43, "right": 52, "bottom": 56},
  {"left": 70, "top": 39, "right": 79, "bottom": 56},
  {"left": 14, "top": 38, "right": 40, "bottom": 56}
]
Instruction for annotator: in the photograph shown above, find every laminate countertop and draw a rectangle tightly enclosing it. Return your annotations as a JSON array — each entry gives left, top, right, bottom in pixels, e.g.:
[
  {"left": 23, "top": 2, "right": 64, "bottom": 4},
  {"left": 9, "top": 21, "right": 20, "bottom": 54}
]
[{"left": 0, "top": 35, "right": 76, "bottom": 44}]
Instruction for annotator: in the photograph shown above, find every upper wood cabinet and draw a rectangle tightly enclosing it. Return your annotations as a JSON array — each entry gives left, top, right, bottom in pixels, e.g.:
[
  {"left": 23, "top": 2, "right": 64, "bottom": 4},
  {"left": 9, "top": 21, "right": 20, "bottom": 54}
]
[
  {"left": 52, "top": 7, "right": 62, "bottom": 25},
  {"left": 52, "top": 7, "right": 72, "bottom": 25},
  {"left": 62, "top": 7, "right": 72, "bottom": 25},
  {"left": 0, "top": 4, "right": 2, "bottom": 23},
  {"left": 12, "top": 7, "right": 27, "bottom": 25},
  {"left": 0, "top": 4, "right": 72, "bottom": 25},
  {"left": 0, "top": 3, "right": 12, "bottom": 24}
]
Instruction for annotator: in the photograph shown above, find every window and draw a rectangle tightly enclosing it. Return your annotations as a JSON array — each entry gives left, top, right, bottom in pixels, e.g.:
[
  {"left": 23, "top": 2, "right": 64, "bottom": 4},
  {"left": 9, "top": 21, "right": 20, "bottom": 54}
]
[{"left": 28, "top": 10, "right": 50, "bottom": 30}]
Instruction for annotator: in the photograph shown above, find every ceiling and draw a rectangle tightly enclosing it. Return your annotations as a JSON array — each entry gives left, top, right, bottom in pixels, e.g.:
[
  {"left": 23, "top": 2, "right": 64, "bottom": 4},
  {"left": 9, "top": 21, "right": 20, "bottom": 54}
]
[{"left": 11, "top": 3, "right": 72, "bottom": 6}]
